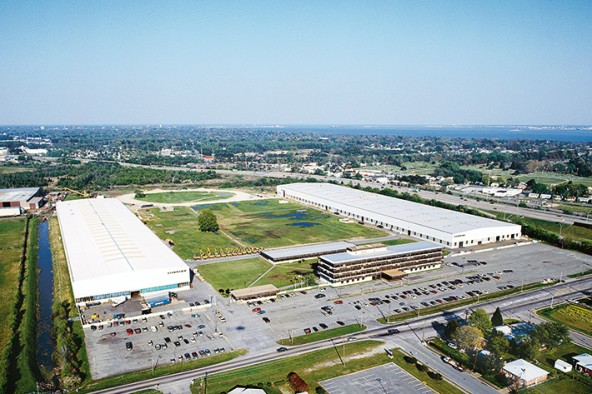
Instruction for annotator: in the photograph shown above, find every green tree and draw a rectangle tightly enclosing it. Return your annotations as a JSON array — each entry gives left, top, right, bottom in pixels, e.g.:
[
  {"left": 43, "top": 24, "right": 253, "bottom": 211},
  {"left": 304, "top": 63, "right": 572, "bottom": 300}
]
[
  {"left": 468, "top": 308, "right": 492, "bottom": 335},
  {"left": 487, "top": 330, "right": 510, "bottom": 355},
  {"left": 198, "top": 209, "right": 219, "bottom": 232},
  {"left": 531, "top": 322, "right": 569, "bottom": 350},
  {"left": 516, "top": 337, "right": 540, "bottom": 360},
  {"left": 453, "top": 326, "right": 484, "bottom": 353},
  {"left": 491, "top": 307, "right": 504, "bottom": 327},
  {"left": 444, "top": 319, "right": 460, "bottom": 339}
]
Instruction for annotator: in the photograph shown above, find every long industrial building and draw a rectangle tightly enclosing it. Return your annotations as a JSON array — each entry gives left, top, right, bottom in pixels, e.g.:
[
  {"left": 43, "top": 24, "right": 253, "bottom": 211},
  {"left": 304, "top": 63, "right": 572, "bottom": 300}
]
[
  {"left": 317, "top": 241, "right": 443, "bottom": 285},
  {"left": 56, "top": 198, "right": 190, "bottom": 304},
  {"left": 278, "top": 183, "right": 521, "bottom": 249}
]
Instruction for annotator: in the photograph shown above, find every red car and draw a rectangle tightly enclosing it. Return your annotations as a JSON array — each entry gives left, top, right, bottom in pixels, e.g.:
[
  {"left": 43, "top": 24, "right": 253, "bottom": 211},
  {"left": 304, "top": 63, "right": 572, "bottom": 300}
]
[
  {"left": 126, "top": 328, "right": 133, "bottom": 336},
  {"left": 252, "top": 307, "right": 262, "bottom": 313},
  {"left": 134, "top": 328, "right": 141, "bottom": 334},
  {"left": 304, "top": 328, "right": 311, "bottom": 334},
  {"left": 333, "top": 300, "right": 344, "bottom": 305}
]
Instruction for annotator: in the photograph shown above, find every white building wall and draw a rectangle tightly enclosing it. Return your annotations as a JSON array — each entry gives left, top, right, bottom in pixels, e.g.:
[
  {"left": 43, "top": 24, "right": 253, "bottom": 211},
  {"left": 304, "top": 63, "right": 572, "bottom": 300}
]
[{"left": 278, "top": 185, "right": 521, "bottom": 249}]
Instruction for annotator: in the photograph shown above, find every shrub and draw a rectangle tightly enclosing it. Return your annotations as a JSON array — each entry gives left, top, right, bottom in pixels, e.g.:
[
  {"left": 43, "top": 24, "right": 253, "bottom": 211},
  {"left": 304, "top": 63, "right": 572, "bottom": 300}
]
[
  {"left": 403, "top": 356, "right": 417, "bottom": 364},
  {"left": 416, "top": 363, "right": 427, "bottom": 372}
]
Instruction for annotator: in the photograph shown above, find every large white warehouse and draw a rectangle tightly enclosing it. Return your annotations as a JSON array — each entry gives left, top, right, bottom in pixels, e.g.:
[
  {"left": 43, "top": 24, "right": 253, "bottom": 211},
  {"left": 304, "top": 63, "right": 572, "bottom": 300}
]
[
  {"left": 56, "top": 198, "right": 190, "bottom": 304},
  {"left": 277, "top": 183, "right": 521, "bottom": 249}
]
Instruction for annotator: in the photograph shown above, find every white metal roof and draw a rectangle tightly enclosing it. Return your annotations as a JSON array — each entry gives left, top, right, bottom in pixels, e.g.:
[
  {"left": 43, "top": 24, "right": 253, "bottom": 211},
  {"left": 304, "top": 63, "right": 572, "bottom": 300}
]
[
  {"left": 503, "top": 359, "right": 548, "bottom": 381},
  {"left": 573, "top": 353, "right": 592, "bottom": 369},
  {"left": 0, "top": 187, "right": 39, "bottom": 202},
  {"left": 56, "top": 198, "right": 188, "bottom": 297},
  {"left": 262, "top": 241, "right": 355, "bottom": 260},
  {"left": 279, "top": 183, "right": 518, "bottom": 235}
]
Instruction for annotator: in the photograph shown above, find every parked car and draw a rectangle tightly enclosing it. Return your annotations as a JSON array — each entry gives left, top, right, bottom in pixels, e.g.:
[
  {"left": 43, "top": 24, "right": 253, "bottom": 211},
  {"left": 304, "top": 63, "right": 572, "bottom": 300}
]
[
  {"left": 126, "top": 342, "right": 133, "bottom": 351},
  {"left": 276, "top": 347, "right": 288, "bottom": 352}
]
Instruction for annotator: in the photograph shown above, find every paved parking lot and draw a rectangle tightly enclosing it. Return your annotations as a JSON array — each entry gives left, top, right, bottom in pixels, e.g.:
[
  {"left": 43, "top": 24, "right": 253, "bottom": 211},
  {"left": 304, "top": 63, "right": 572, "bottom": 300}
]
[
  {"left": 319, "top": 363, "right": 435, "bottom": 394},
  {"left": 83, "top": 241, "right": 592, "bottom": 378}
]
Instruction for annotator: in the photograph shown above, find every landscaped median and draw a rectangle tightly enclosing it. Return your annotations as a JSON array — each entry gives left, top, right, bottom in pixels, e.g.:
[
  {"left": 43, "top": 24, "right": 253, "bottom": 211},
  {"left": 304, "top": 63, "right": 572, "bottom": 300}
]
[
  {"left": 79, "top": 349, "right": 247, "bottom": 393},
  {"left": 277, "top": 324, "right": 366, "bottom": 346},
  {"left": 377, "top": 282, "right": 553, "bottom": 324}
]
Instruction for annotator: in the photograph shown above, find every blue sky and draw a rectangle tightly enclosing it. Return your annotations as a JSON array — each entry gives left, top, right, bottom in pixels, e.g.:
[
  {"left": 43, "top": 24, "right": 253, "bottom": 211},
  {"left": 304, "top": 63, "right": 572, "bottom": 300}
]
[{"left": 0, "top": 1, "right": 591, "bottom": 125}]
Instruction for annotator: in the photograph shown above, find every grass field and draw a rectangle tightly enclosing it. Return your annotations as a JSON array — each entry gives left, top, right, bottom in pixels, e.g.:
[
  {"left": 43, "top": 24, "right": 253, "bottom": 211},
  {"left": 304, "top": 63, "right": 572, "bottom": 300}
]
[
  {"left": 136, "top": 190, "right": 234, "bottom": 204},
  {"left": 528, "top": 377, "right": 592, "bottom": 394},
  {"left": 144, "top": 207, "right": 239, "bottom": 259},
  {"left": 199, "top": 258, "right": 315, "bottom": 291},
  {"left": 198, "top": 258, "right": 272, "bottom": 290},
  {"left": 190, "top": 341, "right": 383, "bottom": 394},
  {"left": 145, "top": 200, "right": 386, "bottom": 259},
  {"left": 0, "top": 218, "right": 27, "bottom": 390},
  {"left": 201, "top": 199, "right": 386, "bottom": 248},
  {"left": 528, "top": 341, "right": 592, "bottom": 394},
  {"left": 253, "top": 259, "right": 315, "bottom": 288},
  {"left": 277, "top": 324, "right": 366, "bottom": 346},
  {"left": 557, "top": 204, "right": 592, "bottom": 215},
  {"left": 376, "top": 238, "right": 416, "bottom": 246},
  {"left": 189, "top": 341, "right": 460, "bottom": 394},
  {"left": 538, "top": 304, "right": 592, "bottom": 336},
  {"left": 0, "top": 166, "right": 33, "bottom": 173}
]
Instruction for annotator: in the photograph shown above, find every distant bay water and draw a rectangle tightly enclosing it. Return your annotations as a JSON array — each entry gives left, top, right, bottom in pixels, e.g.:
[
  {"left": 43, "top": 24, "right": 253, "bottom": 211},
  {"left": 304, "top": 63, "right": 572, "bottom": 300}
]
[{"left": 275, "top": 125, "right": 592, "bottom": 143}]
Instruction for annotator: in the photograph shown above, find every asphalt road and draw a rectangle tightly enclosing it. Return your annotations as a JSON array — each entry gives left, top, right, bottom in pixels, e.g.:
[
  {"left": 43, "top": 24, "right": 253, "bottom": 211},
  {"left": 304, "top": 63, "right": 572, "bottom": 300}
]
[{"left": 91, "top": 276, "right": 592, "bottom": 394}]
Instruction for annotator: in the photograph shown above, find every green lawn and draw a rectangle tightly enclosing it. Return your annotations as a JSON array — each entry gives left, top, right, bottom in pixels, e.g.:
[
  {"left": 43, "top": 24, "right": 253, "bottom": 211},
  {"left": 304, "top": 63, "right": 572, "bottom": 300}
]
[
  {"left": 144, "top": 207, "right": 239, "bottom": 259},
  {"left": 64, "top": 193, "right": 84, "bottom": 201},
  {"left": 137, "top": 190, "right": 234, "bottom": 204},
  {"left": 199, "top": 258, "right": 316, "bottom": 292},
  {"left": 528, "top": 341, "right": 592, "bottom": 394},
  {"left": 253, "top": 259, "right": 315, "bottom": 288},
  {"left": 190, "top": 341, "right": 384, "bottom": 394},
  {"left": 198, "top": 258, "right": 272, "bottom": 291},
  {"left": 144, "top": 199, "right": 386, "bottom": 259},
  {"left": 557, "top": 204, "right": 592, "bottom": 215},
  {"left": 0, "top": 218, "right": 27, "bottom": 390},
  {"left": 379, "top": 238, "right": 417, "bottom": 246},
  {"left": 528, "top": 376, "right": 592, "bottom": 394},
  {"left": 538, "top": 304, "right": 592, "bottom": 336},
  {"left": 207, "top": 199, "right": 387, "bottom": 248},
  {"left": 277, "top": 324, "right": 366, "bottom": 346}
]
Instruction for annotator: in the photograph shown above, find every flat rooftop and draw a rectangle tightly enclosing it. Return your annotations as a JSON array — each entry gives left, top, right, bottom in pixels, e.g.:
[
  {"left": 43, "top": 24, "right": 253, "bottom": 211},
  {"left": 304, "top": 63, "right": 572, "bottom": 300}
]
[
  {"left": 279, "top": 183, "right": 519, "bottom": 235},
  {"left": 262, "top": 241, "right": 355, "bottom": 261},
  {"left": 56, "top": 198, "right": 188, "bottom": 284},
  {"left": 0, "top": 187, "right": 39, "bottom": 202},
  {"left": 321, "top": 241, "right": 441, "bottom": 265}
]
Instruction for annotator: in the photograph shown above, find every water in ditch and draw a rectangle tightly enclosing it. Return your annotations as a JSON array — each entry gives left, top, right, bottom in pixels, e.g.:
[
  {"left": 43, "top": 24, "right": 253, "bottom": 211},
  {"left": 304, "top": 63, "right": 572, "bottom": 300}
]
[{"left": 37, "top": 220, "right": 55, "bottom": 372}]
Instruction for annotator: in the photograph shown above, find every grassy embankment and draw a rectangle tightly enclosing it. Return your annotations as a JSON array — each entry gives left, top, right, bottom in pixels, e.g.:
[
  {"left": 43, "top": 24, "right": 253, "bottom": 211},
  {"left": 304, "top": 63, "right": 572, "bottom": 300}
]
[
  {"left": 198, "top": 258, "right": 315, "bottom": 291},
  {"left": 538, "top": 303, "right": 592, "bottom": 336},
  {"left": 277, "top": 324, "right": 366, "bottom": 346},
  {"left": 378, "top": 282, "right": 551, "bottom": 324},
  {"left": 189, "top": 340, "right": 461, "bottom": 394},
  {"left": 0, "top": 217, "right": 27, "bottom": 392},
  {"left": 13, "top": 217, "right": 40, "bottom": 392},
  {"left": 49, "top": 216, "right": 90, "bottom": 389},
  {"left": 136, "top": 190, "right": 234, "bottom": 204}
]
